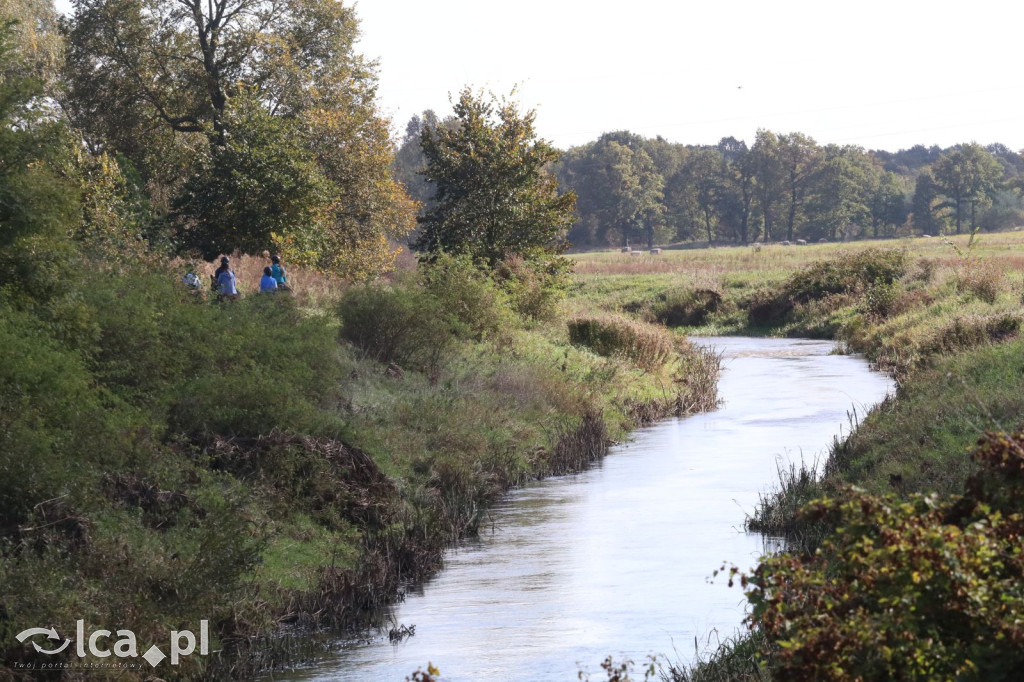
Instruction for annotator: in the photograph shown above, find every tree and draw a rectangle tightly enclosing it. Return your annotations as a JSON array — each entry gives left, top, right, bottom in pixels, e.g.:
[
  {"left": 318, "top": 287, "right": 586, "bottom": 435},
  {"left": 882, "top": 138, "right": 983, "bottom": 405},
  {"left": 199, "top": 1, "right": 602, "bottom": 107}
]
[
  {"left": 751, "top": 130, "right": 786, "bottom": 242},
  {"left": 719, "top": 140, "right": 757, "bottom": 244},
  {"left": 63, "top": 0, "right": 415, "bottom": 277},
  {"left": 173, "top": 88, "right": 332, "bottom": 261},
  {"left": 393, "top": 111, "right": 440, "bottom": 209},
  {"left": 932, "top": 143, "right": 1003, "bottom": 234},
  {"left": 683, "top": 147, "right": 725, "bottom": 245},
  {"left": 414, "top": 88, "right": 576, "bottom": 266},
  {"left": 806, "top": 144, "right": 877, "bottom": 241},
  {"left": 778, "top": 132, "right": 823, "bottom": 241},
  {"left": 558, "top": 134, "right": 664, "bottom": 248},
  {"left": 0, "top": 0, "right": 62, "bottom": 91},
  {"left": 0, "top": 17, "right": 76, "bottom": 251},
  {"left": 870, "top": 171, "right": 907, "bottom": 238},
  {"left": 911, "top": 169, "right": 943, "bottom": 235},
  {"left": 0, "top": 14, "right": 82, "bottom": 303}
]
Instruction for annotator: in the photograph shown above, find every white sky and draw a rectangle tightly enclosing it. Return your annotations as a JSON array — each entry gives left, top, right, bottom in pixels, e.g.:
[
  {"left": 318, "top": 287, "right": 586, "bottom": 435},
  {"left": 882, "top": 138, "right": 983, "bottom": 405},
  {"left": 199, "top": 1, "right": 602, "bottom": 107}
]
[
  {"left": 51, "top": 0, "right": 1024, "bottom": 152},
  {"left": 353, "top": 0, "right": 1024, "bottom": 152}
]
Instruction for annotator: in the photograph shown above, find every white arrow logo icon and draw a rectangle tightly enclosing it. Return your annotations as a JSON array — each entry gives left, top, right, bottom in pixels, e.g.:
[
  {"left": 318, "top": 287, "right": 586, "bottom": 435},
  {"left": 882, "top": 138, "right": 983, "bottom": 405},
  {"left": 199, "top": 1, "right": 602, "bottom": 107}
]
[{"left": 16, "top": 627, "right": 71, "bottom": 655}]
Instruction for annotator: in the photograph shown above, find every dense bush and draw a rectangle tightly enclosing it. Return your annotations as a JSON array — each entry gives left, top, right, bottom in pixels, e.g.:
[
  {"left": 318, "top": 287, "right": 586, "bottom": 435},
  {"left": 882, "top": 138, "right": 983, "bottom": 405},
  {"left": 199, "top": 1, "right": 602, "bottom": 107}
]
[
  {"left": 747, "top": 490, "right": 1024, "bottom": 681},
  {"left": 0, "top": 309, "right": 120, "bottom": 526},
  {"left": 338, "top": 282, "right": 455, "bottom": 375},
  {"left": 652, "top": 288, "right": 729, "bottom": 327},
  {"left": 745, "top": 287, "right": 794, "bottom": 327},
  {"left": 925, "top": 313, "right": 1021, "bottom": 355},
  {"left": 420, "top": 252, "right": 511, "bottom": 340},
  {"left": 746, "top": 248, "right": 908, "bottom": 327},
  {"left": 954, "top": 259, "right": 1005, "bottom": 304},
  {"left": 745, "top": 432, "right": 1024, "bottom": 681},
  {"left": 786, "top": 247, "right": 907, "bottom": 303},
  {"left": 493, "top": 253, "right": 569, "bottom": 322}
]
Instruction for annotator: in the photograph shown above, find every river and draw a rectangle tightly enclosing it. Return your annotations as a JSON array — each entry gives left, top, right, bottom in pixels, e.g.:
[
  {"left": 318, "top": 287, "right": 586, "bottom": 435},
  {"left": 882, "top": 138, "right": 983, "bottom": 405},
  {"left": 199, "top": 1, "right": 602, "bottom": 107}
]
[{"left": 275, "top": 336, "right": 894, "bottom": 681}]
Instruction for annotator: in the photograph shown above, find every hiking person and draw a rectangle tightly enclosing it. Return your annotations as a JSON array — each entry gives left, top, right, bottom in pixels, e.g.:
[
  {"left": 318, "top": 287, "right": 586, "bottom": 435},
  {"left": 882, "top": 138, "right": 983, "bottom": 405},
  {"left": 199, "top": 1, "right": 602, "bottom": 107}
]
[
  {"left": 260, "top": 266, "right": 278, "bottom": 293},
  {"left": 212, "top": 256, "right": 230, "bottom": 292},
  {"left": 270, "top": 255, "right": 292, "bottom": 292},
  {"left": 215, "top": 257, "right": 240, "bottom": 301}
]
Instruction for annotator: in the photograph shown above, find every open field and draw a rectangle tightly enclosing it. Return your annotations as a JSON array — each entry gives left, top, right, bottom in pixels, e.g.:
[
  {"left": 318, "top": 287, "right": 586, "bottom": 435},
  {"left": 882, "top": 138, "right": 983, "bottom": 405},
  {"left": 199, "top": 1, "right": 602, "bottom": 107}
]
[{"left": 568, "top": 232, "right": 1024, "bottom": 316}]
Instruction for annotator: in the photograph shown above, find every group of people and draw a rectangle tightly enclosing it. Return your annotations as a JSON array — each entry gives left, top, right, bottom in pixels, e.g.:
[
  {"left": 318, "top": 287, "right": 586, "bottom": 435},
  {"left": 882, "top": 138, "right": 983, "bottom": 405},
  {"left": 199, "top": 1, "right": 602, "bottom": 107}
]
[
  {"left": 182, "top": 255, "right": 290, "bottom": 300},
  {"left": 259, "top": 257, "right": 291, "bottom": 294}
]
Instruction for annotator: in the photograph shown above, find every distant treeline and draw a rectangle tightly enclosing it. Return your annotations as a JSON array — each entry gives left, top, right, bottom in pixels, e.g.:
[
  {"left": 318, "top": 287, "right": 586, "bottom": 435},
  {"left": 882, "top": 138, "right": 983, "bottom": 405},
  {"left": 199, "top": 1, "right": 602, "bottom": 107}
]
[{"left": 395, "top": 116, "right": 1024, "bottom": 249}]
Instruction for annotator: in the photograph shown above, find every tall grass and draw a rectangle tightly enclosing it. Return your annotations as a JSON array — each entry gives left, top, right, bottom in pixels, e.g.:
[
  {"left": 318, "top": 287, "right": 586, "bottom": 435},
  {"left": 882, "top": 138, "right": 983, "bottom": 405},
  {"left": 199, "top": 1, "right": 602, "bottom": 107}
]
[
  {"left": 666, "top": 628, "right": 769, "bottom": 682},
  {"left": 568, "top": 314, "right": 677, "bottom": 371},
  {"left": 172, "top": 251, "right": 344, "bottom": 306}
]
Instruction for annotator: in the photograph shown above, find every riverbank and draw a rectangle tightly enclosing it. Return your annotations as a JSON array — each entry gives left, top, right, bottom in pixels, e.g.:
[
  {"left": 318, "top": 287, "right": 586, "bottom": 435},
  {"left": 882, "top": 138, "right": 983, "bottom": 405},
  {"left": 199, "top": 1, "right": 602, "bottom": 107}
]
[
  {"left": 283, "top": 337, "right": 891, "bottom": 681},
  {"left": 0, "top": 252, "right": 720, "bottom": 680},
  {"left": 573, "top": 234, "right": 1024, "bottom": 680}
]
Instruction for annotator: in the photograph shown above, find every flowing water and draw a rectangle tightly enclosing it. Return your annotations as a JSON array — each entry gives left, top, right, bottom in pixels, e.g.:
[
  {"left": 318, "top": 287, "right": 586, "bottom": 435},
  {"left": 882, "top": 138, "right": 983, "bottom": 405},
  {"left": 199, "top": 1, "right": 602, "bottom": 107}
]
[{"left": 277, "top": 337, "right": 893, "bottom": 681}]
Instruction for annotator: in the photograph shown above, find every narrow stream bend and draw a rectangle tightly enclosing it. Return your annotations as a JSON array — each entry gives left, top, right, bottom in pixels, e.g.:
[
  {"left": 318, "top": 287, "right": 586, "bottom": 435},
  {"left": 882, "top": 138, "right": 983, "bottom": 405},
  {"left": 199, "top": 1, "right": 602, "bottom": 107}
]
[{"left": 281, "top": 337, "right": 894, "bottom": 681}]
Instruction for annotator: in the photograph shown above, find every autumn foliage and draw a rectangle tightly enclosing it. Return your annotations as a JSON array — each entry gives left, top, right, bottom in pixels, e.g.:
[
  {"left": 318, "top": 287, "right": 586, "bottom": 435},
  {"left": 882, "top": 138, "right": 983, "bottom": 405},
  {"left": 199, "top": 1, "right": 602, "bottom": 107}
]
[{"left": 744, "top": 430, "right": 1024, "bottom": 681}]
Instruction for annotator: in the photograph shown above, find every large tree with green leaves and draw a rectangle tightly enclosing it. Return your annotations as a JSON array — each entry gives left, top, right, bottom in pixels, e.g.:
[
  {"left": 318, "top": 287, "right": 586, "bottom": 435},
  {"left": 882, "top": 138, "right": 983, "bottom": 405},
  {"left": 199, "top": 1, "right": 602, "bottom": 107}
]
[
  {"left": 414, "top": 89, "right": 576, "bottom": 266},
  {"left": 932, "top": 143, "right": 1003, "bottom": 234},
  {"left": 0, "top": 15, "right": 75, "bottom": 250},
  {"left": 778, "top": 131, "right": 823, "bottom": 241},
  {"left": 911, "top": 169, "right": 943, "bottom": 235},
  {"left": 558, "top": 134, "right": 665, "bottom": 248},
  {"left": 678, "top": 147, "right": 725, "bottom": 245},
  {"left": 62, "top": 0, "right": 415, "bottom": 277},
  {"left": 751, "top": 130, "right": 786, "bottom": 242},
  {"left": 870, "top": 170, "right": 908, "bottom": 238},
  {"left": 716, "top": 137, "right": 757, "bottom": 244},
  {"left": 807, "top": 144, "right": 878, "bottom": 241}
]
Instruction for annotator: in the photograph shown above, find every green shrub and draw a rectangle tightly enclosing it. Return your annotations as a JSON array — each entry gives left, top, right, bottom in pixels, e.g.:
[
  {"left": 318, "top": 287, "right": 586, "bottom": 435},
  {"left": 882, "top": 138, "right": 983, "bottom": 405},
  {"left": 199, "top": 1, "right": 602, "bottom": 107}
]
[
  {"left": 568, "top": 314, "right": 675, "bottom": 371},
  {"left": 167, "top": 372, "right": 319, "bottom": 438},
  {"left": 746, "top": 286, "right": 794, "bottom": 326},
  {"left": 746, "top": 429, "right": 1024, "bottom": 682},
  {"left": 787, "top": 247, "right": 907, "bottom": 304},
  {"left": 652, "top": 288, "right": 730, "bottom": 327},
  {"left": 744, "top": 249, "right": 908, "bottom": 329},
  {"left": 862, "top": 279, "right": 900, "bottom": 319},
  {"left": 337, "top": 283, "right": 454, "bottom": 375},
  {"left": 420, "top": 252, "right": 511, "bottom": 340},
  {"left": 493, "top": 254, "right": 569, "bottom": 322},
  {"left": 0, "top": 309, "right": 116, "bottom": 524}
]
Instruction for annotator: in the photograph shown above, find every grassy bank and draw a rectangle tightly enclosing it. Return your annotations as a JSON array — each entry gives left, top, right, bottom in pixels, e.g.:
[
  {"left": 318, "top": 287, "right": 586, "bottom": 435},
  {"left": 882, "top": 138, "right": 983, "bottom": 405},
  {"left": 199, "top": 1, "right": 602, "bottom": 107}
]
[
  {"left": 568, "top": 235, "right": 1024, "bottom": 680},
  {"left": 573, "top": 235, "right": 1024, "bottom": 519},
  {"left": 0, "top": 251, "right": 720, "bottom": 680}
]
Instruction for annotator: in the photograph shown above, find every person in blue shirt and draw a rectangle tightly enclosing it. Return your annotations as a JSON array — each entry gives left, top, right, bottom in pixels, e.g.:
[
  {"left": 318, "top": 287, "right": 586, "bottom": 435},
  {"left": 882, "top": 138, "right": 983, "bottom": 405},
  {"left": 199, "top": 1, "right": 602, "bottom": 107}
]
[
  {"left": 270, "top": 255, "right": 292, "bottom": 292},
  {"left": 212, "top": 256, "right": 230, "bottom": 292},
  {"left": 260, "top": 266, "right": 278, "bottom": 293},
  {"left": 215, "top": 258, "right": 239, "bottom": 301}
]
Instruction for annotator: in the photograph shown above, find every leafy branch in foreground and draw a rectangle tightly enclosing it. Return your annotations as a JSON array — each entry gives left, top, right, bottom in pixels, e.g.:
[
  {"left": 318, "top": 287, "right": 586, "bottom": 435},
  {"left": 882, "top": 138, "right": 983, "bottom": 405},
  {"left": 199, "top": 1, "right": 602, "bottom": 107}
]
[{"left": 741, "top": 430, "right": 1024, "bottom": 681}]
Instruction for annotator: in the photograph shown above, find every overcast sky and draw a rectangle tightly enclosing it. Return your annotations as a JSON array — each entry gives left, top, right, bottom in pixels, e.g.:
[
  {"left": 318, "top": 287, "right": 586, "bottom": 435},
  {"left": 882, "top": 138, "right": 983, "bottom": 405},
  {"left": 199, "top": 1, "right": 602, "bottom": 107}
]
[
  {"left": 51, "top": 0, "right": 1024, "bottom": 151},
  {"left": 353, "top": 0, "right": 1024, "bottom": 151}
]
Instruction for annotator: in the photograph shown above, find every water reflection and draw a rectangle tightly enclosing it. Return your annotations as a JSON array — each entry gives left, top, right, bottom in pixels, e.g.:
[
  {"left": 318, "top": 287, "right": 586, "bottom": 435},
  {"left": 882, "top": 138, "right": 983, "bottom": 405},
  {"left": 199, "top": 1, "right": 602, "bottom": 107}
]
[{"left": 275, "top": 337, "right": 893, "bottom": 682}]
